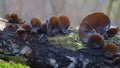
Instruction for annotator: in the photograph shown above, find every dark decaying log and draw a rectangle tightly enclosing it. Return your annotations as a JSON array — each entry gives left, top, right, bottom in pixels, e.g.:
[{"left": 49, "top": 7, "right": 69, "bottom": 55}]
[{"left": 0, "top": 13, "right": 120, "bottom": 68}]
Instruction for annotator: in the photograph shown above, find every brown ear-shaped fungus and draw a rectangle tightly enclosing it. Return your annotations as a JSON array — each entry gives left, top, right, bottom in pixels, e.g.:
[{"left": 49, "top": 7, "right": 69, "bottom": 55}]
[
  {"left": 30, "top": 18, "right": 41, "bottom": 33},
  {"left": 21, "top": 24, "right": 32, "bottom": 32},
  {"left": 9, "top": 13, "right": 18, "bottom": 23},
  {"left": 10, "top": 13, "right": 18, "bottom": 20},
  {"left": 59, "top": 15, "right": 70, "bottom": 34},
  {"left": 79, "top": 12, "right": 110, "bottom": 44},
  {"left": 4, "top": 13, "right": 10, "bottom": 20},
  {"left": 87, "top": 33, "right": 104, "bottom": 49},
  {"left": 102, "top": 43, "right": 118, "bottom": 57},
  {"left": 16, "top": 27, "right": 25, "bottom": 36},
  {"left": 47, "top": 16, "right": 60, "bottom": 36},
  {"left": 30, "top": 17, "right": 41, "bottom": 28},
  {"left": 5, "top": 13, "right": 20, "bottom": 24},
  {"left": 40, "top": 22, "right": 47, "bottom": 34},
  {"left": 104, "top": 27, "right": 120, "bottom": 38}
]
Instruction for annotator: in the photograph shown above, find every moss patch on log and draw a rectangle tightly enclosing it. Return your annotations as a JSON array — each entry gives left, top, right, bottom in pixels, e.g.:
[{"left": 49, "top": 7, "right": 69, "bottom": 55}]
[
  {"left": 0, "top": 54, "right": 27, "bottom": 64},
  {"left": 48, "top": 28, "right": 84, "bottom": 50},
  {"left": 0, "top": 61, "right": 30, "bottom": 68}
]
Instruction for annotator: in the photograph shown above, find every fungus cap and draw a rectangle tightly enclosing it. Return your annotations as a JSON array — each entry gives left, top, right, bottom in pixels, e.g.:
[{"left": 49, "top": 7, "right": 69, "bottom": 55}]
[
  {"left": 59, "top": 15, "right": 70, "bottom": 29},
  {"left": 16, "top": 27, "right": 25, "bottom": 35},
  {"left": 10, "top": 13, "right": 18, "bottom": 20},
  {"left": 79, "top": 12, "right": 110, "bottom": 44},
  {"left": 102, "top": 43, "right": 118, "bottom": 53},
  {"left": 49, "top": 16, "right": 59, "bottom": 26},
  {"left": 30, "top": 17, "right": 41, "bottom": 27},
  {"left": 87, "top": 33, "right": 104, "bottom": 49},
  {"left": 22, "top": 24, "right": 32, "bottom": 32}
]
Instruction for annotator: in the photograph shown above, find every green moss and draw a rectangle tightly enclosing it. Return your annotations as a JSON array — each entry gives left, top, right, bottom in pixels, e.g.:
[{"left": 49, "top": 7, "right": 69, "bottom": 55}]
[
  {"left": 0, "top": 61, "right": 30, "bottom": 68},
  {"left": 0, "top": 54, "right": 27, "bottom": 64},
  {"left": 105, "top": 35, "right": 120, "bottom": 46},
  {"left": 48, "top": 28, "right": 84, "bottom": 50}
]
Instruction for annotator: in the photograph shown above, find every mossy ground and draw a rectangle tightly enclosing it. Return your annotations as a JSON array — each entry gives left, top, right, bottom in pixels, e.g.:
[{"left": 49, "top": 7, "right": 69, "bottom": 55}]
[
  {"left": 48, "top": 27, "right": 84, "bottom": 50},
  {"left": 0, "top": 61, "right": 30, "bottom": 68}
]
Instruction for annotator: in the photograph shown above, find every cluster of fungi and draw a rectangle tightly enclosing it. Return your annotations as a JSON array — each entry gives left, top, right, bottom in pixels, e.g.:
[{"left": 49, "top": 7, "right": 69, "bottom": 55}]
[{"left": 0, "top": 12, "right": 120, "bottom": 68}]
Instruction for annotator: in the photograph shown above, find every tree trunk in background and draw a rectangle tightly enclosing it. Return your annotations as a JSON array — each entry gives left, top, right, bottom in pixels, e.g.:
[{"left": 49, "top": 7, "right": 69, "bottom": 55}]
[
  {"left": 115, "top": 2, "right": 120, "bottom": 25},
  {"left": 107, "top": 0, "right": 114, "bottom": 16},
  {"left": 50, "top": 0, "right": 65, "bottom": 15},
  {"left": 2, "top": 0, "right": 6, "bottom": 15},
  {"left": 18, "top": 0, "right": 23, "bottom": 17},
  {"left": 1, "top": 0, "right": 6, "bottom": 16}
]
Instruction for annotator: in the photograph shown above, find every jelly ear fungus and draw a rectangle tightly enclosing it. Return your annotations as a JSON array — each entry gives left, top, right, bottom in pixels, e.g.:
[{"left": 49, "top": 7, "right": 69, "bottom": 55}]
[
  {"left": 79, "top": 12, "right": 120, "bottom": 44},
  {"left": 47, "top": 16, "right": 60, "bottom": 36},
  {"left": 43, "top": 15, "right": 70, "bottom": 36},
  {"left": 4, "top": 13, "right": 24, "bottom": 29},
  {"left": 5, "top": 13, "right": 23, "bottom": 24},
  {"left": 40, "top": 22, "right": 48, "bottom": 34},
  {"left": 21, "top": 24, "right": 32, "bottom": 32},
  {"left": 59, "top": 15, "right": 70, "bottom": 34},
  {"left": 104, "top": 26, "right": 120, "bottom": 39},
  {"left": 4, "top": 13, "right": 10, "bottom": 20},
  {"left": 102, "top": 43, "right": 118, "bottom": 58},
  {"left": 87, "top": 33, "right": 104, "bottom": 49},
  {"left": 1, "top": 13, "right": 21, "bottom": 36},
  {"left": 30, "top": 17, "right": 41, "bottom": 33},
  {"left": 16, "top": 27, "right": 25, "bottom": 37},
  {"left": 8, "top": 13, "right": 18, "bottom": 23},
  {"left": 79, "top": 12, "right": 110, "bottom": 44}
]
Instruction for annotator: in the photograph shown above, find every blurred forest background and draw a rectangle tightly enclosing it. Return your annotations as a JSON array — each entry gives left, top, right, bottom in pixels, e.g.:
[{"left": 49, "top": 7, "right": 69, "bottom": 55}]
[{"left": 0, "top": 0, "right": 120, "bottom": 27}]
